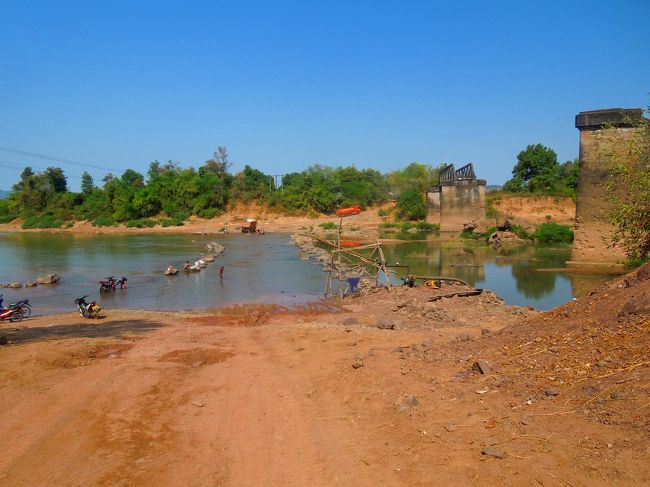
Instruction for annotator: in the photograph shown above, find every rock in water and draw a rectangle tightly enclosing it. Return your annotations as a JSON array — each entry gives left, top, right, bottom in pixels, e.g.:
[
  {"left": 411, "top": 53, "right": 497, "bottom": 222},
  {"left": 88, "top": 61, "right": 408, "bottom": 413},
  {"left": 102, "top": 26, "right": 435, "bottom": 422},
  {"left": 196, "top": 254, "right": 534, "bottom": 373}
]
[
  {"left": 205, "top": 242, "right": 225, "bottom": 255},
  {"left": 36, "top": 274, "right": 60, "bottom": 284}
]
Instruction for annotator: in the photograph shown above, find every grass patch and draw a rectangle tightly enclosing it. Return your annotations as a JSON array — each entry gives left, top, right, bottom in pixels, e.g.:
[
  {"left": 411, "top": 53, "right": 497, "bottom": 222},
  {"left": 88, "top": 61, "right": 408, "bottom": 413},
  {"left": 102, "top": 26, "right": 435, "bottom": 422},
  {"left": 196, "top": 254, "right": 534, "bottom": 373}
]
[
  {"left": 319, "top": 222, "right": 337, "bottom": 230},
  {"left": 92, "top": 216, "right": 116, "bottom": 227},
  {"left": 21, "top": 213, "right": 64, "bottom": 229},
  {"left": 511, "top": 225, "right": 532, "bottom": 240},
  {"left": 533, "top": 223, "right": 573, "bottom": 243},
  {"left": 160, "top": 218, "right": 184, "bottom": 227},
  {"left": 125, "top": 219, "right": 157, "bottom": 228},
  {"left": 197, "top": 208, "right": 221, "bottom": 219}
]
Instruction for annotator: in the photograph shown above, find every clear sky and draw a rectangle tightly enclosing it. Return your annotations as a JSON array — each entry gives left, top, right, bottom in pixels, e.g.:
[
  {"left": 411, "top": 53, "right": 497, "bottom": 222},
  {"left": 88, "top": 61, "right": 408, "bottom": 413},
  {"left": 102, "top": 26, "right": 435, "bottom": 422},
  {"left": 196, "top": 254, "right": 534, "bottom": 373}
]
[{"left": 1, "top": 0, "right": 648, "bottom": 190}]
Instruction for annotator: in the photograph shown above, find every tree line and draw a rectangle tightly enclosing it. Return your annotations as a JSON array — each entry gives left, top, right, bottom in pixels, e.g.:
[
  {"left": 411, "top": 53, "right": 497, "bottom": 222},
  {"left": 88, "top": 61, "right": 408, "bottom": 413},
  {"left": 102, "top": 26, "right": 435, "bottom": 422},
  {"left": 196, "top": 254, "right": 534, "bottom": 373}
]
[{"left": 0, "top": 147, "right": 444, "bottom": 226}]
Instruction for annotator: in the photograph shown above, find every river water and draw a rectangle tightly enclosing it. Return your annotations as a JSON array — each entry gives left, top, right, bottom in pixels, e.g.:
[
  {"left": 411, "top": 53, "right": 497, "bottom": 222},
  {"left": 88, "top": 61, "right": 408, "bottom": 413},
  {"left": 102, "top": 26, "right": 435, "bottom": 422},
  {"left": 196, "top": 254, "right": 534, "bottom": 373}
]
[{"left": 0, "top": 232, "right": 617, "bottom": 315}]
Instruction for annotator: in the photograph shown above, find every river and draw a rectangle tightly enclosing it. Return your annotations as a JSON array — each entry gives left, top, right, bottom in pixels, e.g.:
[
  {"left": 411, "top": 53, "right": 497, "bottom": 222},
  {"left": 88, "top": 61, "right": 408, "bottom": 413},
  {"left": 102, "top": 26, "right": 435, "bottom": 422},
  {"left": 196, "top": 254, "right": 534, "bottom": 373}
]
[{"left": 0, "top": 232, "right": 617, "bottom": 315}]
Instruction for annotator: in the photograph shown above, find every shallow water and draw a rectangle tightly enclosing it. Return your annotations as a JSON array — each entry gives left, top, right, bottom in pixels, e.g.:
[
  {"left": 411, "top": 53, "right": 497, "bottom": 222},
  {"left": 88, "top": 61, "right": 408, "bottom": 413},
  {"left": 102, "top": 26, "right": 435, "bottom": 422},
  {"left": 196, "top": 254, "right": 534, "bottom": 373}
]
[
  {"left": 377, "top": 233, "right": 617, "bottom": 309},
  {"left": 0, "top": 232, "right": 617, "bottom": 316},
  {"left": 0, "top": 233, "right": 326, "bottom": 315}
]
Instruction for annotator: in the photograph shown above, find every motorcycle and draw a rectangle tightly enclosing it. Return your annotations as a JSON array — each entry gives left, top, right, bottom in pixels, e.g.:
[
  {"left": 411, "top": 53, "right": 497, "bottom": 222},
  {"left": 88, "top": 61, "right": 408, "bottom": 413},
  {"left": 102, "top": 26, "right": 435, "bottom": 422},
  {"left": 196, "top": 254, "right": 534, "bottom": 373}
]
[
  {"left": 75, "top": 295, "right": 102, "bottom": 318},
  {"left": 7, "top": 298, "right": 32, "bottom": 318},
  {"left": 0, "top": 294, "right": 25, "bottom": 322},
  {"left": 99, "top": 276, "right": 116, "bottom": 292},
  {"left": 99, "top": 276, "right": 128, "bottom": 292}
]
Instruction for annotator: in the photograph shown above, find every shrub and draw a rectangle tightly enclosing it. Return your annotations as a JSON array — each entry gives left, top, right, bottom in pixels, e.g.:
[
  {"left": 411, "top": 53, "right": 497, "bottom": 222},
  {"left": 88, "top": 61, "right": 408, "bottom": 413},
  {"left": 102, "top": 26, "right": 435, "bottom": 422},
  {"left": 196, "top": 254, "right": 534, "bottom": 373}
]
[
  {"left": 626, "top": 256, "right": 648, "bottom": 269},
  {"left": 461, "top": 225, "right": 496, "bottom": 241},
  {"left": 169, "top": 209, "right": 190, "bottom": 222},
  {"left": 511, "top": 225, "right": 532, "bottom": 240},
  {"left": 197, "top": 208, "right": 220, "bottom": 219},
  {"left": 0, "top": 199, "right": 18, "bottom": 223},
  {"left": 377, "top": 208, "right": 390, "bottom": 217},
  {"left": 533, "top": 223, "right": 573, "bottom": 243},
  {"left": 160, "top": 218, "right": 184, "bottom": 227},
  {"left": 93, "top": 216, "right": 115, "bottom": 227},
  {"left": 21, "top": 213, "right": 64, "bottom": 229},
  {"left": 379, "top": 222, "right": 399, "bottom": 228},
  {"left": 416, "top": 221, "right": 439, "bottom": 232},
  {"left": 126, "top": 219, "right": 157, "bottom": 228},
  {"left": 319, "top": 222, "right": 337, "bottom": 230},
  {"left": 396, "top": 190, "right": 426, "bottom": 221}
]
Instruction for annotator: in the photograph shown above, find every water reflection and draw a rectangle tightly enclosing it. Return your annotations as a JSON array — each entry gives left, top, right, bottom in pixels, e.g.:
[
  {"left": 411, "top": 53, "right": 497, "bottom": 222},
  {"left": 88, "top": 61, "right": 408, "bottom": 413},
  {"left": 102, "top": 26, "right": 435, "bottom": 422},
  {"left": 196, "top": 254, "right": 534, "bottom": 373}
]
[
  {"left": 378, "top": 235, "right": 612, "bottom": 309},
  {"left": 0, "top": 232, "right": 622, "bottom": 314}
]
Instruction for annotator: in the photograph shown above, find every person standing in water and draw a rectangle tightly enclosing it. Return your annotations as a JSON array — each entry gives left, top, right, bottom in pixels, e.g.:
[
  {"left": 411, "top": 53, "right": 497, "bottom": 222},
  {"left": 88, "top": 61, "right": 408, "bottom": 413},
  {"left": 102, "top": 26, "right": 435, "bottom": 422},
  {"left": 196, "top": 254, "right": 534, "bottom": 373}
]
[{"left": 219, "top": 266, "right": 224, "bottom": 279}]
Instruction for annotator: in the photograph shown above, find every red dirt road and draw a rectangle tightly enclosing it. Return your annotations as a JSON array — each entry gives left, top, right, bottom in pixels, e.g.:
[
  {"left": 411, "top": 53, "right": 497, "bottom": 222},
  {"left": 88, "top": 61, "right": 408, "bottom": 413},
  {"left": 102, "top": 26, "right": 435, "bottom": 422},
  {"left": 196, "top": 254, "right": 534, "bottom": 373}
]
[{"left": 1, "top": 286, "right": 649, "bottom": 486}]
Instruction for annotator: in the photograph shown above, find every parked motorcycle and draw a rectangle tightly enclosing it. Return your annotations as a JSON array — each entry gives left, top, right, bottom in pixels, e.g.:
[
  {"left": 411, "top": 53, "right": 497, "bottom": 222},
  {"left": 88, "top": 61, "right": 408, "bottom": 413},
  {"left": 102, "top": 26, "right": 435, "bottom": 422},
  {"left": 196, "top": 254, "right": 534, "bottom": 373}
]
[
  {"left": 0, "top": 294, "right": 25, "bottom": 322},
  {"left": 75, "top": 295, "right": 102, "bottom": 318},
  {"left": 7, "top": 298, "right": 32, "bottom": 318}
]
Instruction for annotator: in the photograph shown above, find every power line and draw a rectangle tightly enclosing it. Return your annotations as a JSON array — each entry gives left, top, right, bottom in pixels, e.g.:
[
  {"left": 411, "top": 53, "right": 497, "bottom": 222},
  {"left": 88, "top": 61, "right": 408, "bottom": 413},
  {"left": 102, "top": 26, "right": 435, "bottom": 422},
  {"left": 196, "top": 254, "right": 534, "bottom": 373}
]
[
  {"left": 0, "top": 145, "right": 121, "bottom": 174},
  {"left": 0, "top": 159, "right": 83, "bottom": 180}
]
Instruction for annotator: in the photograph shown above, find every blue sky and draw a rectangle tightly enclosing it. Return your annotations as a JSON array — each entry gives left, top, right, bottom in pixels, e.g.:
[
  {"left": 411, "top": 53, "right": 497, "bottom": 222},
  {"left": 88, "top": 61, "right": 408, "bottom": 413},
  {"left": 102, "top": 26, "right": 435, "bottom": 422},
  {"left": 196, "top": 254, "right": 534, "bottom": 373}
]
[{"left": 1, "top": 0, "right": 648, "bottom": 190}]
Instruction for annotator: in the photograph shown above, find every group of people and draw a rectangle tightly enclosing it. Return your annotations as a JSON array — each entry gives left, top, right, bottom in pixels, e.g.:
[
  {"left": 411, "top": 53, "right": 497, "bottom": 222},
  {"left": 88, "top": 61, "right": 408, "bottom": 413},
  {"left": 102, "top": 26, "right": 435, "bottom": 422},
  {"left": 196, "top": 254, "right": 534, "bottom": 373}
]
[{"left": 179, "top": 261, "right": 224, "bottom": 279}]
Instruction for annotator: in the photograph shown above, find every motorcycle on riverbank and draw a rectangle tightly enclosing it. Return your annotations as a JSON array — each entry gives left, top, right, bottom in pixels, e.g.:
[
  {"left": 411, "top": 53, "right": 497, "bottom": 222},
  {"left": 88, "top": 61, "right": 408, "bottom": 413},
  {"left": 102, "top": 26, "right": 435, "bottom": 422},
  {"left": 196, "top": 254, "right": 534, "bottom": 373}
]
[
  {"left": 75, "top": 295, "right": 102, "bottom": 319},
  {"left": 0, "top": 294, "right": 28, "bottom": 322}
]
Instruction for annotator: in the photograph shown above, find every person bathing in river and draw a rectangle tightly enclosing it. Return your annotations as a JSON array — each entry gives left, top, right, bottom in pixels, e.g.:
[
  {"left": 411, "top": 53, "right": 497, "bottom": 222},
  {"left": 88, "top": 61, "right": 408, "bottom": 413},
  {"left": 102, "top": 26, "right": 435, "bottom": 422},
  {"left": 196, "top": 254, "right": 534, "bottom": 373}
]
[
  {"left": 219, "top": 266, "right": 224, "bottom": 279},
  {"left": 184, "top": 261, "right": 191, "bottom": 271}
]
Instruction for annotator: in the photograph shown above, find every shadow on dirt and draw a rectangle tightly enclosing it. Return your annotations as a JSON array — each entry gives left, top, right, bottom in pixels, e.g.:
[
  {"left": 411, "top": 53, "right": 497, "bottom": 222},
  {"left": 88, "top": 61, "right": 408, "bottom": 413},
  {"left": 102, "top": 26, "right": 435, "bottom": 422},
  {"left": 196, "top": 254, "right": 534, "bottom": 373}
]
[{"left": 2, "top": 319, "right": 164, "bottom": 345}]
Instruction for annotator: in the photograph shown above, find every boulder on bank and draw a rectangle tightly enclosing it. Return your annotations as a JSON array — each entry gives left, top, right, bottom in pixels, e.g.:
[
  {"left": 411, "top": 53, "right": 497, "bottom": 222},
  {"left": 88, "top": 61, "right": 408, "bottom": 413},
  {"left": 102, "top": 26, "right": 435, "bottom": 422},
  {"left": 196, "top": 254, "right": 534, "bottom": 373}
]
[
  {"left": 203, "top": 254, "right": 215, "bottom": 262},
  {"left": 463, "top": 220, "right": 488, "bottom": 235},
  {"left": 7, "top": 282, "right": 22, "bottom": 288},
  {"left": 164, "top": 267, "right": 179, "bottom": 275},
  {"left": 496, "top": 217, "right": 512, "bottom": 231},
  {"left": 205, "top": 242, "right": 225, "bottom": 255},
  {"left": 37, "top": 273, "right": 60, "bottom": 284}
]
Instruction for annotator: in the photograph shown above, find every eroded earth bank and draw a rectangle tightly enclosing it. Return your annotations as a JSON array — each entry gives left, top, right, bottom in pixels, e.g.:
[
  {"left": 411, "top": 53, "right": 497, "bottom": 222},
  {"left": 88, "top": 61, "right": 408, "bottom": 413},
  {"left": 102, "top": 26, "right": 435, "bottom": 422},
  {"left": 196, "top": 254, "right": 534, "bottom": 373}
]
[{"left": 1, "top": 264, "right": 649, "bottom": 486}]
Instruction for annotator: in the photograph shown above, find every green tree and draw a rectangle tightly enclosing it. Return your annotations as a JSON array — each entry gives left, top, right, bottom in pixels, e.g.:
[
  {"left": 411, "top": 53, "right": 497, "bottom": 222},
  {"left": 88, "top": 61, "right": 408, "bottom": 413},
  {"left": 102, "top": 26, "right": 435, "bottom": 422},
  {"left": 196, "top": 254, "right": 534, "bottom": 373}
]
[
  {"left": 396, "top": 189, "right": 427, "bottom": 220},
  {"left": 504, "top": 144, "right": 559, "bottom": 193},
  {"left": 386, "top": 162, "right": 444, "bottom": 196},
  {"left": 45, "top": 167, "right": 67, "bottom": 193},
  {"left": 81, "top": 171, "right": 94, "bottom": 195},
  {"left": 603, "top": 110, "right": 650, "bottom": 261}
]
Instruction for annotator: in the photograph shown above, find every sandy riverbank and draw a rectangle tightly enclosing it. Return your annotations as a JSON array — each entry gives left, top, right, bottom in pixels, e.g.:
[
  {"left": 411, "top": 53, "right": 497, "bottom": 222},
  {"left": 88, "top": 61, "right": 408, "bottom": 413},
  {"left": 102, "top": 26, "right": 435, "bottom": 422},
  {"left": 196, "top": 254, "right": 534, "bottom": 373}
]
[
  {"left": 1, "top": 265, "right": 648, "bottom": 486},
  {"left": 0, "top": 207, "right": 388, "bottom": 237}
]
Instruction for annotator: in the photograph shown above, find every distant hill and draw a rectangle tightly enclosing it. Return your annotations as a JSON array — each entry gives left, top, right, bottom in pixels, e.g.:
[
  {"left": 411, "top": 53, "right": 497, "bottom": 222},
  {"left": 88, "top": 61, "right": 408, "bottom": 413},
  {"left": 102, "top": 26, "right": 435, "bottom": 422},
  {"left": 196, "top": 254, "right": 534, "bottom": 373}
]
[
  {"left": 0, "top": 190, "right": 11, "bottom": 199},
  {"left": 486, "top": 185, "right": 502, "bottom": 192}
]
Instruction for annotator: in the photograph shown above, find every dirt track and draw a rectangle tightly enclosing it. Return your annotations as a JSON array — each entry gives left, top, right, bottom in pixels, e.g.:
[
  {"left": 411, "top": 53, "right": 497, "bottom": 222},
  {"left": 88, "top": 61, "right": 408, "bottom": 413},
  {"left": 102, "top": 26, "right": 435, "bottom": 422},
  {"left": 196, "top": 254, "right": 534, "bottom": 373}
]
[{"left": 1, "top": 274, "right": 649, "bottom": 486}]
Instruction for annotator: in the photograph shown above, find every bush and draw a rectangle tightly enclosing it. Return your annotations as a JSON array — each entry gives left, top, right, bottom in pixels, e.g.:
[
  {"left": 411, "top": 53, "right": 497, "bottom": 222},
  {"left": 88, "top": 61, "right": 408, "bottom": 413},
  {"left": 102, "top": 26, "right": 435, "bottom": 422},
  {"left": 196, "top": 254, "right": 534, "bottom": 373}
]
[
  {"left": 125, "top": 219, "right": 157, "bottom": 228},
  {"left": 461, "top": 225, "right": 496, "bottom": 241},
  {"left": 533, "top": 223, "right": 574, "bottom": 243},
  {"left": 396, "top": 190, "right": 427, "bottom": 221},
  {"left": 0, "top": 200, "right": 18, "bottom": 223},
  {"left": 379, "top": 222, "right": 399, "bottom": 228},
  {"left": 169, "top": 209, "right": 190, "bottom": 222},
  {"left": 319, "top": 222, "right": 337, "bottom": 230},
  {"left": 416, "top": 221, "right": 439, "bottom": 231},
  {"left": 160, "top": 218, "right": 184, "bottom": 227},
  {"left": 377, "top": 208, "right": 390, "bottom": 217},
  {"left": 21, "top": 213, "right": 64, "bottom": 229},
  {"left": 511, "top": 225, "right": 532, "bottom": 240},
  {"left": 197, "top": 208, "right": 221, "bottom": 219},
  {"left": 92, "top": 216, "right": 115, "bottom": 227}
]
